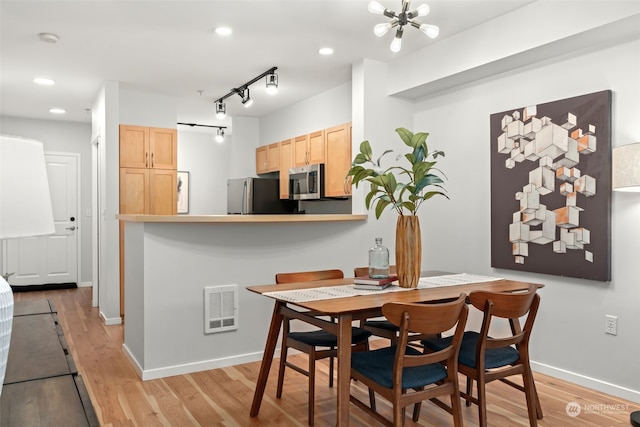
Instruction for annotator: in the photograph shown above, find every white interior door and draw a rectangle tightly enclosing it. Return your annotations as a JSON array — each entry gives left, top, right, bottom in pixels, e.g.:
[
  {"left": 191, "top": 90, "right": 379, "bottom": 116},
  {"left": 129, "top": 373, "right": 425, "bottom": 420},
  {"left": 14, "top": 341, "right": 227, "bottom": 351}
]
[{"left": 2, "top": 153, "right": 79, "bottom": 286}]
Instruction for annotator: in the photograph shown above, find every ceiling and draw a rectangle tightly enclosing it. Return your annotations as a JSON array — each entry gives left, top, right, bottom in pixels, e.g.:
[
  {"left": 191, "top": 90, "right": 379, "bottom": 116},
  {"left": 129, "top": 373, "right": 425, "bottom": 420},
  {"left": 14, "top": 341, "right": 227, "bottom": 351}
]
[{"left": 0, "top": 0, "right": 532, "bottom": 129}]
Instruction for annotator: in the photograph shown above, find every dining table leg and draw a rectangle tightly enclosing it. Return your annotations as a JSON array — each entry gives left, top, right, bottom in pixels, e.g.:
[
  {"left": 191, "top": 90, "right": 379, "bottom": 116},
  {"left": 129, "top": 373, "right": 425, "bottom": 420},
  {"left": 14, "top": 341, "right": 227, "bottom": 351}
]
[
  {"left": 250, "top": 301, "right": 284, "bottom": 417},
  {"left": 336, "top": 312, "right": 353, "bottom": 426}
]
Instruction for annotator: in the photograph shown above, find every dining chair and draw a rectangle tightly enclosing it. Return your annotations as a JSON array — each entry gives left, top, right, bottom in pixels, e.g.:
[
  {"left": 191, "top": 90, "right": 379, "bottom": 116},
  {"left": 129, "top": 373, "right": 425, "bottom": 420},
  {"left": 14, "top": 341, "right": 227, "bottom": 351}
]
[
  {"left": 423, "top": 285, "right": 542, "bottom": 427},
  {"left": 354, "top": 266, "right": 435, "bottom": 348},
  {"left": 350, "top": 293, "right": 468, "bottom": 427},
  {"left": 275, "top": 269, "right": 373, "bottom": 426},
  {"left": 354, "top": 266, "right": 402, "bottom": 344}
]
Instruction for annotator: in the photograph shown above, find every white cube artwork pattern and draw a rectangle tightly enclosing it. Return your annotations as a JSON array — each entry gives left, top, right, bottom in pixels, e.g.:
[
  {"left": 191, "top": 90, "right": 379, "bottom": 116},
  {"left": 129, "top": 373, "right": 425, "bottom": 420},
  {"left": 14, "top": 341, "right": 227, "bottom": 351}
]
[{"left": 498, "top": 107, "right": 597, "bottom": 264}]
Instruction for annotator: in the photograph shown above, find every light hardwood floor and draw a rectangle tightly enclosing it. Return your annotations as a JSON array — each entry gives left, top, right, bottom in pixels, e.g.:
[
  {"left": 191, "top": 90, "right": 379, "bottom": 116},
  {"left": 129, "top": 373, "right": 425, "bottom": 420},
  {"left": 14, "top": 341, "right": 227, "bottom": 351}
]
[{"left": 12, "top": 287, "right": 638, "bottom": 426}]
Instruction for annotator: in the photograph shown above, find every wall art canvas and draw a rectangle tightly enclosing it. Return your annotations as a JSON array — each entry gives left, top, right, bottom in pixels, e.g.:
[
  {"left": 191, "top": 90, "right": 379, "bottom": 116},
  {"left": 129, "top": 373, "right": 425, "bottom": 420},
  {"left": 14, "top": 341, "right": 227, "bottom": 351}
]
[
  {"left": 490, "top": 90, "right": 612, "bottom": 281},
  {"left": 177, "top": 171, "right": 190, "bottom": 214}
]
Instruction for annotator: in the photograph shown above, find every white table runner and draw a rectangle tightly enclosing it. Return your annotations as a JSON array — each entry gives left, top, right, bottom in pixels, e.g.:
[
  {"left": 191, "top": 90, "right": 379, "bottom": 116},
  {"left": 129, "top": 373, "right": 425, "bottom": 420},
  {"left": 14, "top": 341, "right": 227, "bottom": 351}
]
[{"left": 262, "top": 273, "right": 502, "bottom": 303}]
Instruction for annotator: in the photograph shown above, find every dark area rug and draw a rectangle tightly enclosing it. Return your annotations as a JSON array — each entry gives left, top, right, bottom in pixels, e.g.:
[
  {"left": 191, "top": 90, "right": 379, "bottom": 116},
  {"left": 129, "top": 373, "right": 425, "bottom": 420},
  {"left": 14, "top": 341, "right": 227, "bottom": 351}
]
[{"left": 10, "top": 283, "right": 77, "bottom": 292}]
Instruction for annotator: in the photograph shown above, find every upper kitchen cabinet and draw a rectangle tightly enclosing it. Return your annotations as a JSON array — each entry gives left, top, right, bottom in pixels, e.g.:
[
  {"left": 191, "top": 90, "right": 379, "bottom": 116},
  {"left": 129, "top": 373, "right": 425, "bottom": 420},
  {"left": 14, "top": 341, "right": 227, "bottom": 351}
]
[
  {"left": 279, "top": 138, "right": 294, "bottom": 199},
  {"left": 324, "top": 123, "right": 352, "bottom": 198},
  {"left": 256, "top": 145, "right": 268, "bottom": 174},
  {"left": 119, "top": 125, "right": 177, "bottom": 170},
  {"left": 267, "top": 142, "right": 280, "bottom": 172},
  {"left": 293, "top": 130, "right": 325, "bottom": 166},
  {"left": 256, "top": 142, "right": 280, "bottom": 174}
]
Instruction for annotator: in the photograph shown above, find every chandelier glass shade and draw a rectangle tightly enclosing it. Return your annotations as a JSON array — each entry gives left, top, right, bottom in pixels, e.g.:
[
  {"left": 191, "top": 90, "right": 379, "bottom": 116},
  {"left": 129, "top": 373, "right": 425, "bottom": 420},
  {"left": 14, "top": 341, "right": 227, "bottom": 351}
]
[{"left": 368, "top": 0, "right": 439, "bottom": 52}]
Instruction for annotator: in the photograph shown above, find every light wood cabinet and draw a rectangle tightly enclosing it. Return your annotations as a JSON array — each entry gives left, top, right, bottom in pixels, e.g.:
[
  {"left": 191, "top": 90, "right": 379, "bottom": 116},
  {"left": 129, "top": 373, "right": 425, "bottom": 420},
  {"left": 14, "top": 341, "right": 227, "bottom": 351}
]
[
  {"left": 257, "top": 142, "right": 282, "bottom": 174},
  {"left": 119, "top": 125, "right": 177, "bottom": 317},
  {"left": 324, "top": 123, "right": 352, "bottom": 198},
  {"left": 256, "top": 145, "right": 268, "bottom": 174},
  {"left": 279, "top": 139, "right": 294, "bottom": 199},
  {"left": 308, "top": 130, "right": 325, "bottom": 165},
  {"left": 293, "top": 134, "right": 308, "bottom": 166},
  {"left": 267, "top": 142, "right": 280, "bottom": 172},
  {"left": 120, "top": 125, "right": 177, "bottom": 170},
  {"left": 293, "top": 130, "right": 325, "bottom": 166}
]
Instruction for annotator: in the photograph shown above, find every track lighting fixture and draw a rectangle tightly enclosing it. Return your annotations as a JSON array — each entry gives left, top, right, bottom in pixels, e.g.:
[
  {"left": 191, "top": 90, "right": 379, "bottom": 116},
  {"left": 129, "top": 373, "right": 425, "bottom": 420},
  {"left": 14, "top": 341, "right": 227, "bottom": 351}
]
[
  {"left": 177, "top": 122, "right": 227, "bottom": 143},
  {"left": 265, "top": 72, "right": 278, "bottom": 94},
  {"left": 368, "top": 1, "right": 439, "bottom": 52},
  {"left": 215, "top": 100, "right": 226, "bottom": 120},
  {"left": 213, "top": 66, "right": 277, "bottom": 118}
]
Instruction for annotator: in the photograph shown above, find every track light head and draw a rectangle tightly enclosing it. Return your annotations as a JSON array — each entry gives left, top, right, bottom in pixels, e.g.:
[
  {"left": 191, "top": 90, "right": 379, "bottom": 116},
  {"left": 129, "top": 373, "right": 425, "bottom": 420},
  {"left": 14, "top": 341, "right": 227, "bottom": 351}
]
[
  {"left": 215, "top": 100, "right": 226, "bottom": 120},
  {"left": 215, "top": 128, "right": 225, "bottom": 143},
  {"left": 241, "top": 88, "right": 253, "bottom": 107},
  {"left": 265, "top": 72, "right": 278, "bottom": 94}
]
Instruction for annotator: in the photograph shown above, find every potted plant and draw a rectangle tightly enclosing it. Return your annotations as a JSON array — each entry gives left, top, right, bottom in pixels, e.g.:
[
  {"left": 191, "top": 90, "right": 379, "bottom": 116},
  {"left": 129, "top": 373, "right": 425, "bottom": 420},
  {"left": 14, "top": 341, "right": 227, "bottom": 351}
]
[{"left": 347, "top": 127, "right": 448, "bottom": 287}]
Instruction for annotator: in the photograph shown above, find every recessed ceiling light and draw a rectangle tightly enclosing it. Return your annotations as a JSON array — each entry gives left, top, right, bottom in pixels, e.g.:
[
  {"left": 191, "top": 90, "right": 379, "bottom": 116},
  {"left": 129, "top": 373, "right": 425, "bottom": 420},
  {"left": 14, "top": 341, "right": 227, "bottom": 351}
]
[
  {"left": 49, "top": 108, "right": 66, "bottom": 114},
  {"left": 33, "top": 77, "right": 55, "bottom": 86},
  {"left": 215, "top": 26, "right": 232, "bottom": 36},
  {"left": 318, "top": 47, "right": 334, "bottom": 55}
]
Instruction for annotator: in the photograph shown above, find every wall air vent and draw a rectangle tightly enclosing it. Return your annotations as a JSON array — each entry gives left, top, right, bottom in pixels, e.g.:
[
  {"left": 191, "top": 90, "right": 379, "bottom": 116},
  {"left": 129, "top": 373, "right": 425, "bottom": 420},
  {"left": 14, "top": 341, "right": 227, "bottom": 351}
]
[{"left": 204, "top": 285, "right": 238, "bottom": 334}]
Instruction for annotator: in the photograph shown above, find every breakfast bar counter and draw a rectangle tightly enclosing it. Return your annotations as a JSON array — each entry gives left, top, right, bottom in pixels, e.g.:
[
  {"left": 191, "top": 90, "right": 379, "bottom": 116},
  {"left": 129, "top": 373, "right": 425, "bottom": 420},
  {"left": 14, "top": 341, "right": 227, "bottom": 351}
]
[
  {"left": 117, "top": 214, "right": 367, "bottom": 223},
  {"left": 118, "top": 213, "right": 371, "bottom": 381}
]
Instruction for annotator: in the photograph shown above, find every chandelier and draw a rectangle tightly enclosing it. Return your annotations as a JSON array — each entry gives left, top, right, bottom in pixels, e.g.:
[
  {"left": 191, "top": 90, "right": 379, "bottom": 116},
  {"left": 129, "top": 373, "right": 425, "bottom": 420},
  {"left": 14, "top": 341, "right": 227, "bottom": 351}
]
[{"left": 368, "top": 1, "right": 439, "bottom": 52}]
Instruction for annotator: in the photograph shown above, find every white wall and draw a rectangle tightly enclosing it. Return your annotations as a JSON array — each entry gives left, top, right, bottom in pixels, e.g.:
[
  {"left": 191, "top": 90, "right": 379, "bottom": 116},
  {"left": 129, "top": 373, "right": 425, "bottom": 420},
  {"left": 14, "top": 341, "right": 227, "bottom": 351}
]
[
  {"left": 0, "top": 116, "right": 93, "bottom": 285},
  {"left": 177, "top": 129, "right": 230, "bottom": 215},
  {"left": 260, "top": 82, "right": 352, "bottom": 144},
  {"left": 408, "top": 37, "right": 640, "bottom": 401}
]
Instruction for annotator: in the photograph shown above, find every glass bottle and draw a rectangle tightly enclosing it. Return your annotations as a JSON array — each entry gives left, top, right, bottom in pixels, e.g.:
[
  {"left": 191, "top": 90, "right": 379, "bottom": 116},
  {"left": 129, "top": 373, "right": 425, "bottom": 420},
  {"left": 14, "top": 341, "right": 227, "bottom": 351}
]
[{"left": 368, "top": 237, "right": 390, "bottom": 278}]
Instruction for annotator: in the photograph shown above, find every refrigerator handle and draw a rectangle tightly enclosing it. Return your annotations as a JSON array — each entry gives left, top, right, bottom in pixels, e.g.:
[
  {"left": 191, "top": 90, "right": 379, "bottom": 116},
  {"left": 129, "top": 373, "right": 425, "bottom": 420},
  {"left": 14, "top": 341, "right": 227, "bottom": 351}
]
[{"left": 242, "top": 180, "right": 248, "bottom": 214}]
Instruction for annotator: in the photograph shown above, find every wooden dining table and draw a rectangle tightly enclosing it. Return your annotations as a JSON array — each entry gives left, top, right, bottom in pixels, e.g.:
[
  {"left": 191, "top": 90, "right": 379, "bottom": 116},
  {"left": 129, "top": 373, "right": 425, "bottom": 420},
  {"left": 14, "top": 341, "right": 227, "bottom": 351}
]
[{"left": 247, "top": 274, "right": 544, "bottom": 426}]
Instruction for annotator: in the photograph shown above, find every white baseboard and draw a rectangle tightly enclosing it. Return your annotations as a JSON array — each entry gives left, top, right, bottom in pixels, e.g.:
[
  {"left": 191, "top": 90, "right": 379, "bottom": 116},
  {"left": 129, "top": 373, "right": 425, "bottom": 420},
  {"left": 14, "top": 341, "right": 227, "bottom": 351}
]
[
  {"left": 99, "top": 310, "right": 122, "bottom": 326},
  {"left": 127, "top": 350, "right": 280, "bottom": 381},
  {"left": 78, "top": 281, "right": 92, "bottom": 288},
  {"left": 532, "top": 361, "right": 640, "bottom": 404},
  {"left": 122, "top": 343, "right": 144, "bottom": 379}
]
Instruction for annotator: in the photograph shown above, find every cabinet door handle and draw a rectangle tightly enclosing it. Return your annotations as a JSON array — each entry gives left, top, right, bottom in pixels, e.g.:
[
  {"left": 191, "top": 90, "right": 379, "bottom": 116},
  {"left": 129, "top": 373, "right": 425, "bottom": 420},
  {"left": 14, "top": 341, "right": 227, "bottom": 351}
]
[
  {"left": 151, "top": 153, "right": 154, "bottom": 168},
  {"left": 145, "top": 152, "right": 149, "bottom": 168}
]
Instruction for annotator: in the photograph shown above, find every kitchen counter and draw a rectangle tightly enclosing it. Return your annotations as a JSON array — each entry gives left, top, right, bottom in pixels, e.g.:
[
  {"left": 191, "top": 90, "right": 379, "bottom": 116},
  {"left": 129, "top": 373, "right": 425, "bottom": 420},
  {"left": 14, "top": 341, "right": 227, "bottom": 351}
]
[{"left": 117, "top": 214, "right": 367, "bottom": 223}]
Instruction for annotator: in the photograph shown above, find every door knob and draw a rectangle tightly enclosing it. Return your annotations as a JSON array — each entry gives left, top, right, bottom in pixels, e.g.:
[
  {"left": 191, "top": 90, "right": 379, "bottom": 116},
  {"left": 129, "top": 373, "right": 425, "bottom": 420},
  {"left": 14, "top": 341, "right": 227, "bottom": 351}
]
[{"left": 66, "top": 226, "right": 76, "bottom": 231}]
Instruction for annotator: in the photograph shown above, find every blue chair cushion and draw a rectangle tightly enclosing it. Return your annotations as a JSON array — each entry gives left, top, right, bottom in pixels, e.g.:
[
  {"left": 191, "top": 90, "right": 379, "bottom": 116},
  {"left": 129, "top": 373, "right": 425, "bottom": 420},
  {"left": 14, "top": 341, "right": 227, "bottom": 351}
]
[
  {"left": 288, "top": 327, "right": 372, "bottom": 347},
  {"left": 363, "top": 319, "right": 400, "bottom": 332},
  {"left": 422, "top": 331, "right": 519, "bottom": 369},
  {"left": 351, "top": 346, "right": 447, "bottom": 389}
]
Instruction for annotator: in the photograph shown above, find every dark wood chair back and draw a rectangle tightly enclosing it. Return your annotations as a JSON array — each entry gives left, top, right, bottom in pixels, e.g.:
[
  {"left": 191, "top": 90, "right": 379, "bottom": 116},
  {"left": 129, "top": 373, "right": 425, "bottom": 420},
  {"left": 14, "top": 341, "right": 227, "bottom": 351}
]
[{"left": 469, "top": 285, "right": 540, "bottom": 355}]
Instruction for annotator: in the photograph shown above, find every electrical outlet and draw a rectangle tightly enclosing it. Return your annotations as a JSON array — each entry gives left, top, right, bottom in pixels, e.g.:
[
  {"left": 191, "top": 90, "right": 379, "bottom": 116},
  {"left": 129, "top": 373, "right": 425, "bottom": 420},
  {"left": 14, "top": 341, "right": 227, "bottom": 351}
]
[{"left": 605, "top": 315, "right": 618, "bottom": 335}]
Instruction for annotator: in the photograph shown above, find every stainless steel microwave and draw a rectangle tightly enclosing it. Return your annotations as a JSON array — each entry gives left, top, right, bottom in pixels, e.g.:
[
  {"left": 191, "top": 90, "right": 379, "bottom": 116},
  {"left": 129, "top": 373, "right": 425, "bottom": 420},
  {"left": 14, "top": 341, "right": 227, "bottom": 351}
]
[{"left": 289, "top": 163, "right": 324, "bottom": 200}]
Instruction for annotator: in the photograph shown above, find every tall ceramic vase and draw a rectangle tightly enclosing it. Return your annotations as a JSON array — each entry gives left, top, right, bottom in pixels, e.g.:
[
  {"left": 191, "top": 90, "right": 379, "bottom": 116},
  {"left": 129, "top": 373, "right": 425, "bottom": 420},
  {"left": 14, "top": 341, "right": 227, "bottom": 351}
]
[{"left": 395, "top": 215, "right": 421, "bottom": 288}]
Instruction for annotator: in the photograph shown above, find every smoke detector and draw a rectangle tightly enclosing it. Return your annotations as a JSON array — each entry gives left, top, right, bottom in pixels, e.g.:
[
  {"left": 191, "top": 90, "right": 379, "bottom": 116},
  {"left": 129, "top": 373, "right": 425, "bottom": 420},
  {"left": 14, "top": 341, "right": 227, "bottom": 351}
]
[{"left": 38, "top": 33, "right": 59, "bottom": 44}]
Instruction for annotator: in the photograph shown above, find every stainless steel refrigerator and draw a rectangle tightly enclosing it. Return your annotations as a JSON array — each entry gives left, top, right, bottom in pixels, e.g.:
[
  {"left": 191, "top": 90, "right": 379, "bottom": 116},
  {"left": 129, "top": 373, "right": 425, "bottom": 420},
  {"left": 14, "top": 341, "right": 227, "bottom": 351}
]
[{"left": 227, "top": 177, "right": 297, "bottom": 214}]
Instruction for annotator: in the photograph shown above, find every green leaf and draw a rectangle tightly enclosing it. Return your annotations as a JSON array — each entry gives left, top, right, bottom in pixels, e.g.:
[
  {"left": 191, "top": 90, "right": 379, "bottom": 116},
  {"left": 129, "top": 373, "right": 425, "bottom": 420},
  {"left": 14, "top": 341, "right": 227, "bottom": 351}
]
[
  {"left": 396, "top": 128, "right": 413, "bottom": 147},
  {"left": 376, "top": 149, "right": 394, "bottom": 167},
  {"left": 353, "top": 153, "right": 369, "bottom": 165},
  {"left": 411, "top": 132, "right": 428, "bottom": 149},
  {"left": 360, "top": 140, "right": 372, "bottom": 159},
  {"left": 374, "top": 199, "right": 391, "bottom": 219}
]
